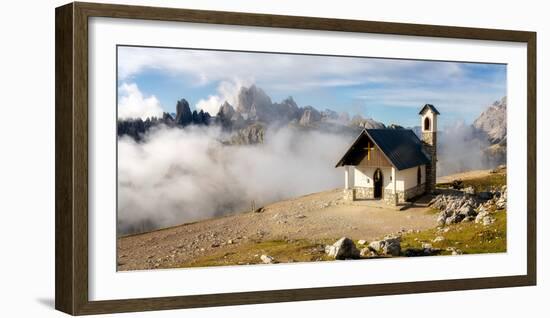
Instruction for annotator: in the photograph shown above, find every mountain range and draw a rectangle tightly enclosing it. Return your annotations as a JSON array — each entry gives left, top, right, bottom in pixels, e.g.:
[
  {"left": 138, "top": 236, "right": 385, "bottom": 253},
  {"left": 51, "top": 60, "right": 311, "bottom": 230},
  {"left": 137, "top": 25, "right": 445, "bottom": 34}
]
[{"left": 117, "top": 85, "right": 506, "bottom": 166}]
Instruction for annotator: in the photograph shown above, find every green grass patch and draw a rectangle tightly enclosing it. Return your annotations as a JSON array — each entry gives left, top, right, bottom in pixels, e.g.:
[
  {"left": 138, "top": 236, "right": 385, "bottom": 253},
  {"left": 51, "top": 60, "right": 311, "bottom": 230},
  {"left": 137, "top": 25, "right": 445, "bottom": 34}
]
[
  {"left": 462, "top": 173, "right": 506, "bottom": 192},
  {"left": 437, "top": 172, "right": 506, "bottom": 192},
  {"left": 400, "top": 210, "right": 507, "bottom": 255},
  {"left": 176, "top": 238, "right": 337, "bottom": 268}
]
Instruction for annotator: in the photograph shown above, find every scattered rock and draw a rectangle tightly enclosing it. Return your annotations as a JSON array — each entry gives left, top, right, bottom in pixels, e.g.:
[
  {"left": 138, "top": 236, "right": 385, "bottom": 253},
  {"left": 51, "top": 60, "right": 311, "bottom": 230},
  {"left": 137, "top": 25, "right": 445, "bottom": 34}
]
[
  {"left": 295, "top": 214, "right": 306, "bottom": 219},
  {"left": 482, "top": 216, "right": 495, "bottom": 226},
  {"left": 446, "top": 213, "right": 465, "bottom": 225},
  {"left": 458, "top": 204, "right": 476, "bottom": 217},
  {"left": 422, "top": 243, "right": 433, "bottom": 249},
  {"left": 463, "top": 186, "right": 475, "bottom": 195},
  {"left": 260, "top": 254, "right": 274, "bottom": 264},
  {"left": 369, "top": 236, "right": 401, "bottom": 256},
  {"left": 446, "top": 247, "right": 463, "bottom": 255},
  {"left": 368, "top": 240, "right": 383, "bottom": 252},
  {"left": 431, "top": 186, "right": 506, "bottom": 226},
  {"left": 450, "top": 179, "right": 464, "bottom": 189},
  {"left": 360, "top": 247, "right": 377, "bottom": 257},
  {"left": 325, "top": 237, "right": 360, "bottom": 260},
  {"left": 475, "top": 210, "right": 490, "bottom": 224}
]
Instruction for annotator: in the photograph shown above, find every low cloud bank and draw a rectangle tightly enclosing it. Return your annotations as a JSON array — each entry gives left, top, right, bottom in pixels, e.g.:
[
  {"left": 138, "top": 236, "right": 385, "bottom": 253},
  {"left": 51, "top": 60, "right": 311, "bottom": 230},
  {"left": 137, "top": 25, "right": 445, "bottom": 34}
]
[
  {"left": 118, "top": 125, "right": 353, "bottom": 235},
  {"left": 437, "top": 120, "right": 492, "bottom": 176},
  {"left": 118, "top": 117, "right": 503, "bottom": 235}
]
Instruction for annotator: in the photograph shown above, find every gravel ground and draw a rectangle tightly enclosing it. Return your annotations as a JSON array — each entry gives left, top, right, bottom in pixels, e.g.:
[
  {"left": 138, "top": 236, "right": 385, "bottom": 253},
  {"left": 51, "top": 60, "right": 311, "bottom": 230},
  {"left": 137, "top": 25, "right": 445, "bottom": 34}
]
[{"left": 117, "top": 189, "right": 437, "bottom": 271}]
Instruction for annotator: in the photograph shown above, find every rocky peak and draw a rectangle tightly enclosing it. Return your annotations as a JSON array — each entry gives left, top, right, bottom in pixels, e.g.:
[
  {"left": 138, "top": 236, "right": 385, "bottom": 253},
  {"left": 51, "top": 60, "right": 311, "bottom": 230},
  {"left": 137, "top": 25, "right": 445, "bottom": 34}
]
[
  {"left": 281, "top": 96, "right": 298, "bottom": 109},
  {"left": 321, "top": 109, "right": 339, "bottom": 121},
  {"left": 473, "top": 97, "right": 507, "bottom": 144},
  {"left": 350, "top": 114, "right": 385, "bottom": 129},
  {"left": 175, "top": 98, "right": 192, "bottom": 126},
  {"left": 236, "top": 85, "right": 272, "bottom": 119},
  {"left": 299, "top": 106, "right": 322, "bottom": 126},
  {"left": 218, "top": 101, "right": 235, "bottom": 118}
]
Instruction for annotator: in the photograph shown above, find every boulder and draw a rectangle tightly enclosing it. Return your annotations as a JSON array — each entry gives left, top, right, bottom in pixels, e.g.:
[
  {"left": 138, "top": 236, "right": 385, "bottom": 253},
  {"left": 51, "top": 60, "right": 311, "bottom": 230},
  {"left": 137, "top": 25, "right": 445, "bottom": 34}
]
[
  {"left": 446, "top": 247, "right": 463, "bottom": 255},
  {"left": 260, "top": 254, "right": 274, "bottom": 264},
  {"left": 458, "top": 204, "right": 476, "bottom": 217},
  {"left": 357, "top": 239, "right": 367, "bottom": 246},
  {"left": 437, "top": 214, "right": 447, "bottom": 226},
  {"left": 446, "top": 213, "right": 465, "bottom": 225},
  {"left": 360, "top": 247, "right": 376, "bottom": 257},
  {"left": 325, "top": 237, "right": 360, "bottom": 260},
  {"left": 475, "top": 210, "right": 490, "bottom": 224},
  {"left": 368, "top": 240, "right": 383, "bottom": 252},
  {"left": 463, "top": 186, "right": 475, "bottom": 195},
  {"left": 381, "top": 236, "right": 401, "bottom": 256},
  {"left": 496, "top": 198, "right": 506, "bottom": 210},
  {"left": 369, "top": 236, "right": 401, "bottom": 256}
]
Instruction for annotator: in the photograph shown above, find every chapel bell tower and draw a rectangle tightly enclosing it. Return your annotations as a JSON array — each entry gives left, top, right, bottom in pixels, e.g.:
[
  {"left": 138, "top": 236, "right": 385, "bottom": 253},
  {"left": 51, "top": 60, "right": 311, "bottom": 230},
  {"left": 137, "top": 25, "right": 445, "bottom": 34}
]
[{"left": 419, "top": 104, "right": 440, "bottom": 193}]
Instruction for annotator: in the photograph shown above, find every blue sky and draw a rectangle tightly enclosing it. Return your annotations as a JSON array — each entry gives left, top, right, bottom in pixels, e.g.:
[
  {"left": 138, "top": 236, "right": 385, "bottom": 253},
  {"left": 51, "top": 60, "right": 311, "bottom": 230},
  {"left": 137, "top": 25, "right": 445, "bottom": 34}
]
[{"left": 117, "top": 46, "right": 506, "bottom": 128}]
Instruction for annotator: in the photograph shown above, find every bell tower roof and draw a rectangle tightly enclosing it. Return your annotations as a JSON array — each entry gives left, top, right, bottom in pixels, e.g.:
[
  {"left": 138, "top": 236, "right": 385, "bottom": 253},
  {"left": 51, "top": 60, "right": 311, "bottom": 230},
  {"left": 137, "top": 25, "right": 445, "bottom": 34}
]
[{"left": 419, "top": 104, "right": 440, "bottom": 115}]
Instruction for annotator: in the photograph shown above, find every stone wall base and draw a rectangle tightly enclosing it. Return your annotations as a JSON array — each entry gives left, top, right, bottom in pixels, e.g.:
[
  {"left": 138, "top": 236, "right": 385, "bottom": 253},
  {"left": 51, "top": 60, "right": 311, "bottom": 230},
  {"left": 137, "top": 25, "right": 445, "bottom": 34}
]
[
  {"left": 383, "top": 189, "right": 404, "bottom": 206},
  {"left": 343, "top": 188, "right": 356, "bottom": 201},
  {"left": 343, "top": 186, "right": 422, "bottom": 206},
  {"left": 355, "top": 187, "right": 374, "bottom": 200}
]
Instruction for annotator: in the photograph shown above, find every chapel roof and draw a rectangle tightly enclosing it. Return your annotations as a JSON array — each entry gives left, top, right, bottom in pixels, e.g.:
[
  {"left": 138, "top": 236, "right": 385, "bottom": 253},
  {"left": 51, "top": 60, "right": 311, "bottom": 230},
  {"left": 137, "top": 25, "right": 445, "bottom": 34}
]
[{"left": 335, "top": 129, "right": 431, "bottom": 170}]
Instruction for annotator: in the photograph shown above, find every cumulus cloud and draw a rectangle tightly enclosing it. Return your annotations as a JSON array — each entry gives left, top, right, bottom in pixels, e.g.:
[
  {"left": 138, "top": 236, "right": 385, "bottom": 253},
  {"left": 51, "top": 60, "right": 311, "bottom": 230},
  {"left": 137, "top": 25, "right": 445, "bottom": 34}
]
[
  {"left": 117, "top": 125, "right": 353, "bottom": 235},
  {"left": 117, "top": 46, "right": 506, "bottom": 121},
  {"left": 117, "top": 46, "right": 475, "bottom": 93},
  {"left": 118, "top": 83, "right": 164, "bottom": 120}
]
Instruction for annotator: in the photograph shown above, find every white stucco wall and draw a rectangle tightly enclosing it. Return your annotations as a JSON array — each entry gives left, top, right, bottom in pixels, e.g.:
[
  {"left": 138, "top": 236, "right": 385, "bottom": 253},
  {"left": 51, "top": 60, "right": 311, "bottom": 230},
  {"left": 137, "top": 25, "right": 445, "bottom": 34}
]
[
  {"left": 352, "top": 165, "right": 425, "bottom": 192},
  {"left": 353, "top": 166, "right": 398, "bottom": 190},
  {"left": 396, "top": 165, "right": 426, "bottom": 191}
]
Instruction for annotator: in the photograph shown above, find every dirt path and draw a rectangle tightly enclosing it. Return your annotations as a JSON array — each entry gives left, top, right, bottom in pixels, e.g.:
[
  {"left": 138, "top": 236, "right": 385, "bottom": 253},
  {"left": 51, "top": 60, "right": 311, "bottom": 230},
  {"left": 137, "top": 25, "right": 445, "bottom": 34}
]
[{"left": 117, "top": 189, "right": 437, "bottom": 270}]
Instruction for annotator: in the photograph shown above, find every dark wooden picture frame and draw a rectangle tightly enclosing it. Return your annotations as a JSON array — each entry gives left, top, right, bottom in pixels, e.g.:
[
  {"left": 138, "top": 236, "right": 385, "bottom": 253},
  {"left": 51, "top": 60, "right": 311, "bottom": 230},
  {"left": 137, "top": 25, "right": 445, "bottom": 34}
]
[{"left": 55, "top": 2, "right": 537, "bottom": 315}]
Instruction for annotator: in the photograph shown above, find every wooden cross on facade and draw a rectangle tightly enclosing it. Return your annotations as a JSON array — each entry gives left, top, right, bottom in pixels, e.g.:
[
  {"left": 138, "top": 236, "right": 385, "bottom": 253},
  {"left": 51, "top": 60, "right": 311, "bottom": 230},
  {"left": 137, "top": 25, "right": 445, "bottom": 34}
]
[{"left": 364, "top": 141, "right": 375, "bottom": 160}]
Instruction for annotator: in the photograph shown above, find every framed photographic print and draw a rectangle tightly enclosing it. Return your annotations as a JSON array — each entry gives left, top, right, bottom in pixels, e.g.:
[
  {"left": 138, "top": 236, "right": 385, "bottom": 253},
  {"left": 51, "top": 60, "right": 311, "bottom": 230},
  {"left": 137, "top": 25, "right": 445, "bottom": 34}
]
[{"left": 55, "top": 2, "right": 537, "bottom": 315}]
